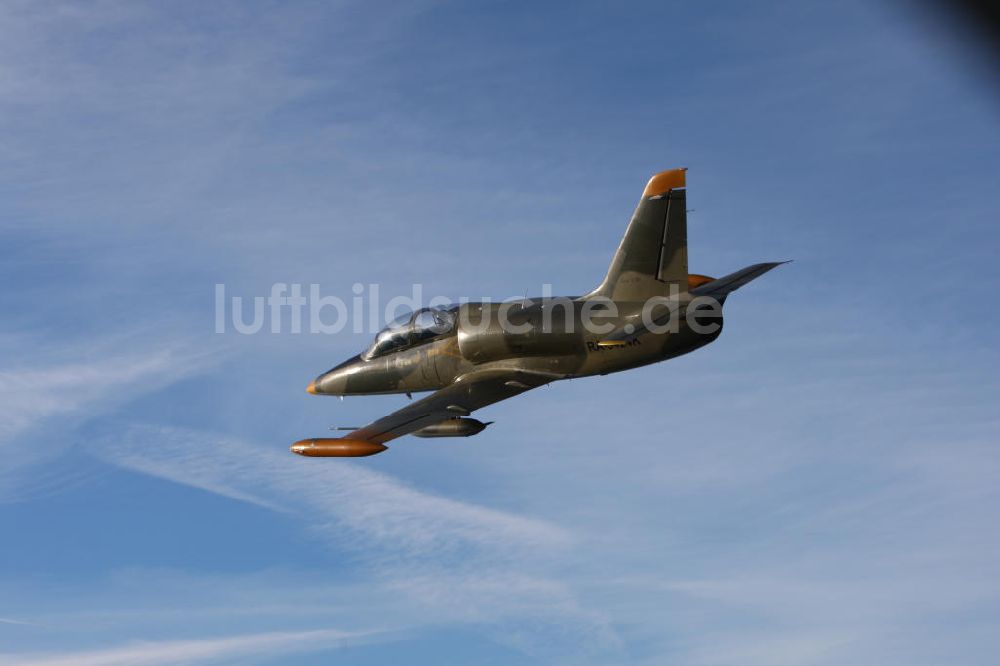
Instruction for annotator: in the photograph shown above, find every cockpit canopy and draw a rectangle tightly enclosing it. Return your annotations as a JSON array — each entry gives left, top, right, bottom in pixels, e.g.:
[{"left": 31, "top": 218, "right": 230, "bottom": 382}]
[{"left": 362, "top": 306, "right": 457, "bottom": 360}]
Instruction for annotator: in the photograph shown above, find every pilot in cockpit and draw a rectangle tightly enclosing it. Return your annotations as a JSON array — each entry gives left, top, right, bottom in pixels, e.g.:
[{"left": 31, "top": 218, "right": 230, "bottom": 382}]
[{"left": 362, "top": 306, "right": 456, "bottom": 360}]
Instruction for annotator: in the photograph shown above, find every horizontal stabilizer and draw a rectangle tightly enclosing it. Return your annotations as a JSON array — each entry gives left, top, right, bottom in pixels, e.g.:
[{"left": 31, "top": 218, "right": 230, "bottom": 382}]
[{"left": 689, "top": 261, "right": 789, "bottom": 300}]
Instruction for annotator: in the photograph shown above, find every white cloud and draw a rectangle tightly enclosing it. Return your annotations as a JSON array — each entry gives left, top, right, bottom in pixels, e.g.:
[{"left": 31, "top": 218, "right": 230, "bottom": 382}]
[
  {"left": 0, "top": 347, "right": 211, "bottom": 444},
  {"left": 90, "top": 424, "right": 570, "bottom": 561},
  {"left": 0, "top": 339, "right": 219, "bottom": 502},
  {"left": 79, "top": 426, "right": 621, "bottom": 659},
  {"left": 0, "top": 627, "right": 380, "bottom": 666}
]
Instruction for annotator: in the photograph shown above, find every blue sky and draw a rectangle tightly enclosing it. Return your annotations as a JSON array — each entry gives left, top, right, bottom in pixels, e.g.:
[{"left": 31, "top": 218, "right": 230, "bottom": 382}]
[{"left": 1, "top": 1, "right": 998, "bottom": 664}]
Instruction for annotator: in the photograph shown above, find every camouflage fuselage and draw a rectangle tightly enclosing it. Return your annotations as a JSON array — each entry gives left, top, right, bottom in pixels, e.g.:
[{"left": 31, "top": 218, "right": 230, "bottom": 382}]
[{"left": 311, "top": 297, "right": 723, "bottom": 397}]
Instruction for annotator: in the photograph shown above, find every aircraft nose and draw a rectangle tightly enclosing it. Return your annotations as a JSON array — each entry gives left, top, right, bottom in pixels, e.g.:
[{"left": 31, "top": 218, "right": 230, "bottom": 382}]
[
  {"left": 306, "top": 355, "right": 375, "bottom": 397},
  {"left": 307, "top": 365, "right": 352, "bottom": 396}
]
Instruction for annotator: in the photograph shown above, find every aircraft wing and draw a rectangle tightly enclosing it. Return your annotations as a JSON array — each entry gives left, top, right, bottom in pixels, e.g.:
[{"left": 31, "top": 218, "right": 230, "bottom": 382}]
[{"left": 345, "top": 369, "right": 560, "bottom": 444}]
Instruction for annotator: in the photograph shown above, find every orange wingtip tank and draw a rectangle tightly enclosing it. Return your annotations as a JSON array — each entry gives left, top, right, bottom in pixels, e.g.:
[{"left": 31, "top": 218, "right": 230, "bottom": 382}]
[
  {"left": 642, "top": 168, "right": 686, "bottom": 198},
  {"left": 290, "top": 438, "right": 387, "bottom": 457}
]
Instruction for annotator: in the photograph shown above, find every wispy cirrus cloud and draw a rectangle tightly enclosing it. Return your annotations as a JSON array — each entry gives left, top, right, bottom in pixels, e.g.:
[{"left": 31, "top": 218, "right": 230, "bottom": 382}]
[
  {"left": 0, "top": 616, "right": 37, "bottom": 627},
  {"left": 0, "top": 627, "right": 385, "bottom": 666},
  {"left": 0, "top": 337, "right": 220, "bottom": 502},
  {"left": 83, "top": 426, "right": 618, "bottom": 659},
  {"left": 0, "top": 347, "right": 211, "bottom": 444},
  {"left": 90, "top": 423, "right": 570, "bottom": 560}
]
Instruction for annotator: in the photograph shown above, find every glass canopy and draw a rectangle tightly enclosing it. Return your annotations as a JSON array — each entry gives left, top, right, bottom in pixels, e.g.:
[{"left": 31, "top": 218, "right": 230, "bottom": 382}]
[{"left": 362, "top": 306, "right": 456, "bottom": 360}]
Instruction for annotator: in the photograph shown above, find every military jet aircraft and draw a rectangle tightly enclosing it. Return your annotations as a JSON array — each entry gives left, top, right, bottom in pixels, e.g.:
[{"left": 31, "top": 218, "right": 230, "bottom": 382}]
[{"left": 292, "top": 168, "right": 784, "bottom": 457}]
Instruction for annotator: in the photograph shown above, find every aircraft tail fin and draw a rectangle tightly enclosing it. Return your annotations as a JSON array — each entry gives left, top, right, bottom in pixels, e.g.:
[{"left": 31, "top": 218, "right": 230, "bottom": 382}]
[{"left": 589, "top": 168, "right": 689, "bottom": 301}]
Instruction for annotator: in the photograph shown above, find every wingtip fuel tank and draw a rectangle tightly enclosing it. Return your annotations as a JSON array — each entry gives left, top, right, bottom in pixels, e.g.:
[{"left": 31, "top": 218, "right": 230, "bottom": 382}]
[{"left": 290, "top": 438, "right": 387, "bottom": 457}]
